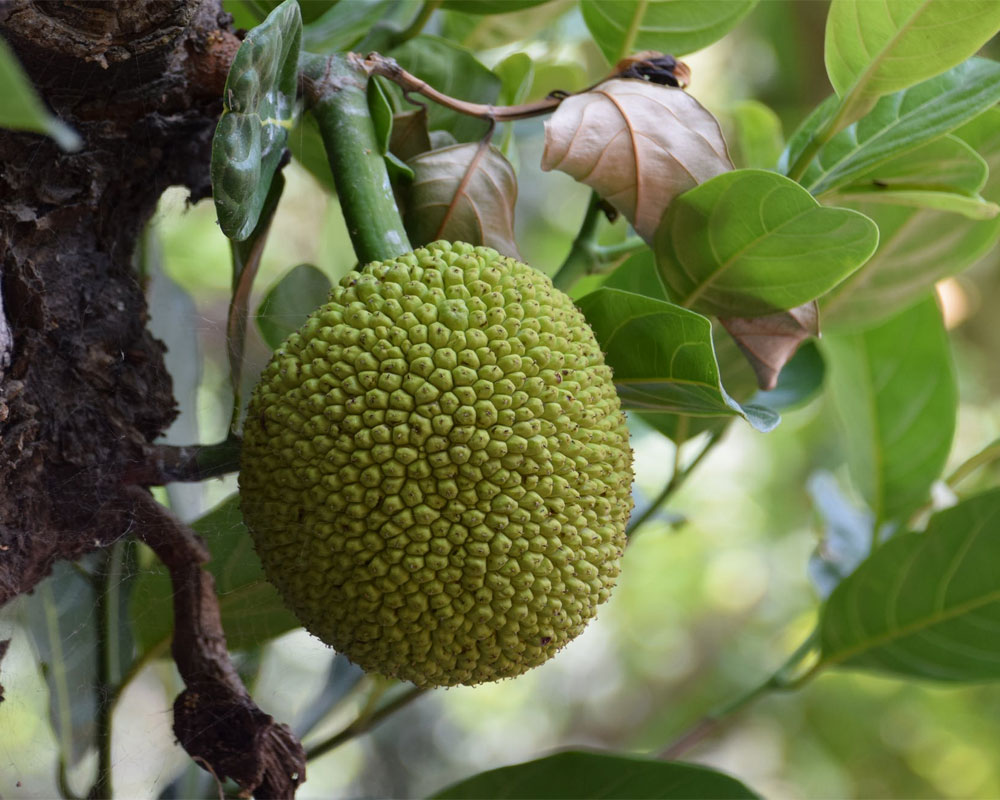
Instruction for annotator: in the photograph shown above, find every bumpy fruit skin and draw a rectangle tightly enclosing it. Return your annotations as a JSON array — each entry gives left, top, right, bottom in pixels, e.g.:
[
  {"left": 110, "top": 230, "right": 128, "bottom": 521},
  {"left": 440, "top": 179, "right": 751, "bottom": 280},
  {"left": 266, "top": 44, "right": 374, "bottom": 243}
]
[{"left": 239, "top": 241, "right": 633, "bottom": 687}]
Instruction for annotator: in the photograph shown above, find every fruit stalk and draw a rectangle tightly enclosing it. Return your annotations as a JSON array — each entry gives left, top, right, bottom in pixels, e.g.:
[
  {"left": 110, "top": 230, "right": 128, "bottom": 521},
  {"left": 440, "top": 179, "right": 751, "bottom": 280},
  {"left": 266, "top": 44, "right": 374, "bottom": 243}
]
[{"left": 302, "top": 52, "right": 412, "bottom": 264}]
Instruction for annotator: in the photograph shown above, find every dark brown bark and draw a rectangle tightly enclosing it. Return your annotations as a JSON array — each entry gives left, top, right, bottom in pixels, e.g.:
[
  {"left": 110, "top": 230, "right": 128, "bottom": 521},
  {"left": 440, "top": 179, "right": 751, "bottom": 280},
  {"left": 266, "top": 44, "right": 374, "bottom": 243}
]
[{"left": 0, "top": 2, "right": 304, "bottom": 795}]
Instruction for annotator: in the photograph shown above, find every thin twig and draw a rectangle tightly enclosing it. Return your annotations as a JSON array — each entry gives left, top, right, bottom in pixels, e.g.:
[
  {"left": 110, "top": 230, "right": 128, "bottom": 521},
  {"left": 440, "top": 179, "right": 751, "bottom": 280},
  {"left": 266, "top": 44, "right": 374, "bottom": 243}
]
[
  {"left": 352, "top": 52, "right": 563, "bottom": 122},
  {"left": 658, "top": 630, "right": 820, "bottom": 760},
  {"left": 626, "top": 428, "right": 721, "bottom": 539},
  {"left": 306, "top": 686, "right": 427, "bottom": 763},
  {"left": 387, "top": 0, "right": 442, "bottom": 48},
  {"left": 122, "top": 435, "right": 242, "bottom": 486}
]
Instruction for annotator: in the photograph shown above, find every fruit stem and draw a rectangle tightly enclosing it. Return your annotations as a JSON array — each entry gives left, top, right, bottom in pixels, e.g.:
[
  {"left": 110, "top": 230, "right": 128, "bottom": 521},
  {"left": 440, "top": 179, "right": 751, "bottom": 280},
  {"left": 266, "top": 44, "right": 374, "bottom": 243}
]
[
  {"left": 305, "top": 686, "right": 427, "bottom": 762},
  {"left": 551, "top": 191, "right": 605, "bottom": 292},
  {"left": 301, "top": 52, "right": 412, "bottom": 265}
]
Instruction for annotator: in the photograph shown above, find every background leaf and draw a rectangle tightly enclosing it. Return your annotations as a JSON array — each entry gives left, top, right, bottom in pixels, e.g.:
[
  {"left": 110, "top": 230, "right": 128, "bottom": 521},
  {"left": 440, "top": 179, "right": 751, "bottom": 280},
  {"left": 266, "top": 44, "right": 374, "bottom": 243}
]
[
  {"left": 654, "top": 169, "right": 879, "bottom": 317},
  {"left": 256, "top": 263, "right": 332, "bottom": 351},
  {"left": 441, "top": 0, "right": 554, "bottom": 12},
  {"left": 728, "top": 99, "right": 784, "bottom": 170},
  {"left": 0, "top": 36, "right": 80, "bottom": 150},
  {"left": 821, "top": 296, "right": 957, "bottom": 525},
  {"left": 432, "top": 751, "right": 760, "bottom": 799},
  {"left": 405, "top": 143, "right": 521, "bottom": 258},
  {"left": 575, "top": 288, "right": 779, "bottom": 431},
  {"left": 820, "top": 107, "right": 1000, "bottom": 330},
  {"left": 793, "top": 59, "right": 1000, "bottom": 197},
  {"left": 581, "top": 0, "right": 759, "bottom": 63},
  {"left": 542, "top": 80, "right": 732, "bottom": 243},
  {"left": 807, "top": 470, "right": 875, "bottom": 599},
  {"left": 22, "top": 549, "right": 135, "bottom": 766},
  {"left": 389, "top": 35, "right": 501, "bottom": 142},
  {"left": 211, "top": 0, "right": 301, "bottom": 241},
  {"left": 130, "top": 496, "right": 300, "bottom": 655},
  {"left": 819, "top": 489, "right": 1000, "bottom": 681}
]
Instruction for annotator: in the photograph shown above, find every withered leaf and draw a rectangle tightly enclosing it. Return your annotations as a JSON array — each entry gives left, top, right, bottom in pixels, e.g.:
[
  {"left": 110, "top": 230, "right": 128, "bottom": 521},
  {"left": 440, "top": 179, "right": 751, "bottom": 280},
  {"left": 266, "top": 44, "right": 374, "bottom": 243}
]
[
  {"left": 405, "top": 142, "right": 522, "bottom": 260},
  {"left": 720, "top": 302, "right": 819, "bottom": 391},
  {"left": 389, "top": 109, "right": 432, "bottom": 163},
  {"left": 541, "top": 79, "right": 732, "bottom": 242}
]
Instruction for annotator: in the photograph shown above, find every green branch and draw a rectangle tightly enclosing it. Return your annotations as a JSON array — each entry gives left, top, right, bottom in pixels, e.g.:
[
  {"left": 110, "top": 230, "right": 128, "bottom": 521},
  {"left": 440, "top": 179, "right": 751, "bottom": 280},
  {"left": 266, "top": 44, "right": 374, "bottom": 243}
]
[{"left": 551, "top": 192, "right": 605, "bottom": 292}]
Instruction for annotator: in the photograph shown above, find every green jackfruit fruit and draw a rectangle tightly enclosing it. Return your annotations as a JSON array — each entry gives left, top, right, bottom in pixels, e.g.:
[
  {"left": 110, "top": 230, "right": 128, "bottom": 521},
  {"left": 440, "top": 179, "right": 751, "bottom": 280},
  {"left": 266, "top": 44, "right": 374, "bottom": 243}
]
[{"left": 239, "top": 241, "right": 633, "bottom": 687}]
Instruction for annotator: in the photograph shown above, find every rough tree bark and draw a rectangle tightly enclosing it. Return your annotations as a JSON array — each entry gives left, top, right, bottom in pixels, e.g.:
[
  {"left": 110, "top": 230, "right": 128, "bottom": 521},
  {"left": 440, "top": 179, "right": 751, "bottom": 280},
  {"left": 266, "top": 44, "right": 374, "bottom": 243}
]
[{"left": 0, "top": 1, "right": 305, "bottom": 795}]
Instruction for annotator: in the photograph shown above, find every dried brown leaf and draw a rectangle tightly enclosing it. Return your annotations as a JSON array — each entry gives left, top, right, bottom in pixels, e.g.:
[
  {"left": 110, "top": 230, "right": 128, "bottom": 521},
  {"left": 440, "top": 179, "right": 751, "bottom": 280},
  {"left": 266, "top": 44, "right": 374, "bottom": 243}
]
[
  {"left": 541, "top": 79, "right": 732, "bottom": 242},
  {"left": 720, "top": 302, "right": 819, "bottom": 391},
  {"left": 405, "top": 142, "right": 522, "bottom": 260},
  {"left": 389, "top": 109, "right": 432, "bottom": 163}
]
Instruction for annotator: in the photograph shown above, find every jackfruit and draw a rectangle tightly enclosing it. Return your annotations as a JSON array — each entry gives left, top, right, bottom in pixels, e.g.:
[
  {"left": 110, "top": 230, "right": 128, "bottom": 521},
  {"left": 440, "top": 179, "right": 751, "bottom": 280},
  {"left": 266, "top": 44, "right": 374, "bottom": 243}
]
[{"left": 239, "top": 241, "right": 633, "bottom": 687}]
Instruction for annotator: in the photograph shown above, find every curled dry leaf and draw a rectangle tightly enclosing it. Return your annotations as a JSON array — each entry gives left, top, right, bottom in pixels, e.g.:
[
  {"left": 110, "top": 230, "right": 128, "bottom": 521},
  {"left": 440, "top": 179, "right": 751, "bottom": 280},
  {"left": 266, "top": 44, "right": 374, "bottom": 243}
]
[
  {"left": 405, "top": 142, "right": 522, "bottom": 260},
  {"left": 720, "top": 301, "right": 819, "bottom": 391},
  {"left": 541, "top": 79, "right": 732, "bottom": 242}
]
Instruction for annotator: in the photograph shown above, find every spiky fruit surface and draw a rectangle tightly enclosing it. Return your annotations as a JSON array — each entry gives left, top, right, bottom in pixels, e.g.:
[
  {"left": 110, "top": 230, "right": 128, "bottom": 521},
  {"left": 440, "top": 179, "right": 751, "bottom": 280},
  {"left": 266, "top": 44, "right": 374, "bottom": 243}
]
[{"left": 239, "top": 242, "right": 633, "bottom": 687}]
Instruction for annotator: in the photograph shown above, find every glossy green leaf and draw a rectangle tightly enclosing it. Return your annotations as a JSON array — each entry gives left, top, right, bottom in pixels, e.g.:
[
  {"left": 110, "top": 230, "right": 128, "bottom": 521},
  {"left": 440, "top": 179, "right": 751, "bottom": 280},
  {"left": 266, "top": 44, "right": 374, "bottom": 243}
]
[
  {"left": 433, "top": 751, "right": 760, "bottom": 799},
  {"left": 576, "top": 288, "right": 778, "bottom": 431},
  {"left": 822, "top": 296, "right": 956, "bottom": 525},
  {"left": 0, "top": 36, "right": 81, "bottom": 150},
  {"left": 821, "top": 108, "right": 1000, "bottom": 330},
  {"left": 824, "top": 0, "right": 1000, "bottom": 126},
  {"left": 256, "top": 264, "right": 332, "bottom": 351},
  {"left": 581, "top": 0, "right": 758, "bottom": 63},
  {"left": 654, "top": 169, "right": 879, "bottom": 317},
  {"left": 820, "top": 488, "right": 1000, "bottom": 681},
  {"left": 130, "top": 496, "right": 300, "bottom": 655},
  {"left": 211, "top": 0, "right": 301, "bottom": 241},
  {"left": 729, "top": 99, "right": 784, "bottom": 170},
  {"left": 390, "top": 35, "right": 501, "bottom": 142},
  {"left": 791, "top": 59, "right": 1000, "bottom": 197},
  {"left": 440, "top": 1, "right": 574, "bottom": 52},
  {"left": 602, "top": 249, "right": 668, "bottom": 301}
]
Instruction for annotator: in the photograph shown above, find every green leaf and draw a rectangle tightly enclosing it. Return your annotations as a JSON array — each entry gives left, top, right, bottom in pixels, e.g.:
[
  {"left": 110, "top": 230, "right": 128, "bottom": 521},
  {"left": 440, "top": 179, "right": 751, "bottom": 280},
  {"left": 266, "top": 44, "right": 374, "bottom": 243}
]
[
  {"left": 824, "top": 0, "right": 1000, "bottom": 125},
  {"left": 819, "top": 488, "right": 1000, "bottom": 681},
  {"left": 807, "top": 470, "right": 875, "bottom": 598},
  {"left": 792, "top": 59, "right": 1000, "bottom": 197},
  {"left": 821, "top": 107, "right": 1000, "bottom": 330},
  {"left": 130, "top": 496, "right": 300, "bottom": 655},
  {"left": 0, "top": 36, "right": 81, "bottom": 150},
  {"left": 821, "top": 296, "right": 956, "bottom": 525},
  {"left": 575, "top": 288, "right": 778, "bottom": 431},
  {"left": 830, "top": 189, "right": 998, "bottom": 220},
  {"left": 654, "top": 169, "right": 879, "bottom": 317},
  {"left": 389, "top": 35, "right": 501, "bottom": 142},
  {"left": 581, "top": 0, "right": 759, "bottom": 63},
  {"left": 825, "top": 135, "right": 988, "bottom": 198},
  {"left": 603, "top": 249, "right": 669, "bottom": 301},
  {"left": 729, "top": 99, "right": 784, "bottom": 170},
  {"left": 289, "top": 112, "right": 336, "bottom": 191},
  {"left": 441, "top": 0, "right": 555, "bottom": 12},
  {"left": 301, "top": 0, "right": 400, "bottom": 53},
  {"left": 22, "top": 548, "right": 135, "bottom": 766},
  {"left": 211, "top": 0, "right": 301, "bottom": 241},
  {"left": 433, "top": 751, "right": 760, "bottom": 799},
  {"left": 256, "top": 264, "right": 332, "bottom": 351}
]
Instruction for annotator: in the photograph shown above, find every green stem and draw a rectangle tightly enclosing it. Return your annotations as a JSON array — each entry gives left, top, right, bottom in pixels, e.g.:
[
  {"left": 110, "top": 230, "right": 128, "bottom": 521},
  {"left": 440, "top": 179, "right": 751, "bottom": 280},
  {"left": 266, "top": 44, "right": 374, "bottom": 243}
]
[
  {"left": 388, "top": 0, "right": 442, "bottom": 47},
  {"left": 947, "top": 439, "right": 1000, "bottom": 489},
  {"left": 626, "top": 428, "right": 721, "bottom": 539},
  {"left": 551, "top": 192, "right": 604, "bottom": 292},
  {"left": 659, "top": 630, "right": 820, "bottom": 759},
  {"left": 785, "top": 97, "right": 857, "bottom": 184},
  {"left": 87, "top": 544, "right": 122, "bottom": 800},
  {"left": 305, "top": 686, "right": 427, "bottom": 762},
  {"left": 593, "top": 237, "right": 646, "bottom": 264},
  {"left": 302, "top": 52, "right": 411, "bottom": 265}
]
